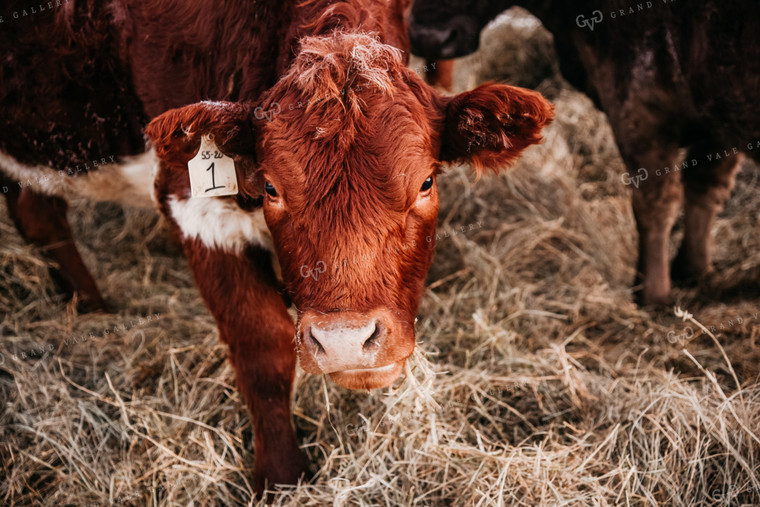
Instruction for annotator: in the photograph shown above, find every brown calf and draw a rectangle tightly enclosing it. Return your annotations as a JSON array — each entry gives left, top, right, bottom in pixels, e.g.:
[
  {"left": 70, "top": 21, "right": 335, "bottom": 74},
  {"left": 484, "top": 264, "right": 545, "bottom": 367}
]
[{"left": 1, "top": 0, "right": 553, "bottom": 493}]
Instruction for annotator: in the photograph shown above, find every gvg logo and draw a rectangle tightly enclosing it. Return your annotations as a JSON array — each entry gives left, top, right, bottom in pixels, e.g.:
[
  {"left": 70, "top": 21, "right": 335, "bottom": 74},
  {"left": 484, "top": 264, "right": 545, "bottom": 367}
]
[
  {"left": 576, "top": 10, "right": 604, "bottom": 31},
  {"left": 710, "top": 485, "right": 739, "bottom": 501},
  {"left": 253, "top": 102, "right": 282, "bottom": 122},
  {"left": 621, "top": 168, "right": 649, "bottom": 188},
  {"left": 666, "top": 326, "right": 694, "bottom": 345},
  {"left": 300, "top": 261, "right": 327, "bottom": 281}
]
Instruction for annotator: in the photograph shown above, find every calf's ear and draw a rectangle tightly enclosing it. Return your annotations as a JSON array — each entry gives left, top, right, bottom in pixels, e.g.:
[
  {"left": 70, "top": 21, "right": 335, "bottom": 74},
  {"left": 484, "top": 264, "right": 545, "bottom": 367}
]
[
  {"left": 145, "top": 101, "right": 257, "bottom": 162},
  {"left": 440, "top": 83, "right": 553, "bottom": 173}
]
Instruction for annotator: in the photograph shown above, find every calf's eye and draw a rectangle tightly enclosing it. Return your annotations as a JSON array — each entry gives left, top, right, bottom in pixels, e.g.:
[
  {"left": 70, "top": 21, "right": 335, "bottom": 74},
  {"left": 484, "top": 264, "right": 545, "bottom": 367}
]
[
  {"left": 420, "top": 176, "right": 434, "bottom": 192},
  {"left": 264, "top": 181, "right": 278, "bottom": 198}
]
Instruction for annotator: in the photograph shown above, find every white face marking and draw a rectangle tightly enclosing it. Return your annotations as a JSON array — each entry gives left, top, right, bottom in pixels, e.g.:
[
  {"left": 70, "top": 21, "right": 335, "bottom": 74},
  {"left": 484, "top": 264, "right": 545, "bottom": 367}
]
[
  {"left": 167, "top": 195, "right": 274, "bottom": 254},
  {"left": 0, "top": 149, "right": 157, "bottom": 208}
]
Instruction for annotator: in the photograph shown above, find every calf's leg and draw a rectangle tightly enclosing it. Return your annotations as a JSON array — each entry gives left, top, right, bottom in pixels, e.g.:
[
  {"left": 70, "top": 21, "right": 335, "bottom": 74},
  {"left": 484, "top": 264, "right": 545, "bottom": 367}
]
[
  {"left": 672, "top": 149, "right": 743, "bottom": 282},
  {"left": 2, "top": 182, "right": 105, "bottom": 311},
  {"left": 181, "top": 240, "right": 308, "bottom": 494}
]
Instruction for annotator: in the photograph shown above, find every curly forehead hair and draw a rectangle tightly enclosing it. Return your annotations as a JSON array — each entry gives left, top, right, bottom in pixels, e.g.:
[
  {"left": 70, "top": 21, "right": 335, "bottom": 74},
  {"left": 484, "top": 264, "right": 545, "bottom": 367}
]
[{"left": 259, "top": 31, "right": 417, "bottom": 147}]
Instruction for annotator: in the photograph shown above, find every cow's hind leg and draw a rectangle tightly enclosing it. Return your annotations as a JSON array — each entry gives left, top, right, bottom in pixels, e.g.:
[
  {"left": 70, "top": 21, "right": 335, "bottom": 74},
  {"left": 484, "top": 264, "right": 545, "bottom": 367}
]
[
  {"left": 2, "top": 182, "right": 105, "bottom": 311},
  {"left": 181, "top": 240, "right": 308, "bottom": 495},
  {"left": 621, "top": 145, "right": 684, "bottom": 306},
  {"left": 672, "top": 147, "right": 743, "bottom": 283}
]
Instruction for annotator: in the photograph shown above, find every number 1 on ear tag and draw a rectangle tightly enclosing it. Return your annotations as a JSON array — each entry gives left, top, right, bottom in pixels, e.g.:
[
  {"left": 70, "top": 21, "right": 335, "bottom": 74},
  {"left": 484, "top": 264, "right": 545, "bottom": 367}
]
[{"left": 188, "top": 135, "right": 238, "bottom": 198}]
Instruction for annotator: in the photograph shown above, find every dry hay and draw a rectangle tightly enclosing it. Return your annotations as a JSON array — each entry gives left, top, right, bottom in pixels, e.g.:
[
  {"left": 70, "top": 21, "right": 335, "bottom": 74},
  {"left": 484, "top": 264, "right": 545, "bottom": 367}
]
[{"left": 2, "top": 8, "right": 760, "bottom": 507}]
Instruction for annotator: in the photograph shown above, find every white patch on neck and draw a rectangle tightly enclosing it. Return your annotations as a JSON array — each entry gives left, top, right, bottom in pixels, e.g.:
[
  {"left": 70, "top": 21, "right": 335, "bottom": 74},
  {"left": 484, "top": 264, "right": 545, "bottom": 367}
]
[
  {"left": 167, "top": 195, "right": 273, "bottom": 254},
  {"left": 0, "top": 147, "right": 278, "bottom": 261},
  {"left": 0, "top": 149, "right": 157, "bottom": 208}
]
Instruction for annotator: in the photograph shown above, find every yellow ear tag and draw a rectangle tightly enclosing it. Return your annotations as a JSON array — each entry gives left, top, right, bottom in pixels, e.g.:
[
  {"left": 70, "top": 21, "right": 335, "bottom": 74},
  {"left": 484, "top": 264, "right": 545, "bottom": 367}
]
[{"left": 187, "top": 135, "right": 238, "bottom": 198}]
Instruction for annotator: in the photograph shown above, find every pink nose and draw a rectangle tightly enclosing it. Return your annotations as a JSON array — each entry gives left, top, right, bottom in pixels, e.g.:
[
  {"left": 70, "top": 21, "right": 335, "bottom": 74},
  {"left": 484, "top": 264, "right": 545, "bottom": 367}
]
[
  {"left": 300, "top": 313, "right": 386, "bottom": 373},
  {"left": 297, "top": 309, "right": 416, "bottom": 389}
]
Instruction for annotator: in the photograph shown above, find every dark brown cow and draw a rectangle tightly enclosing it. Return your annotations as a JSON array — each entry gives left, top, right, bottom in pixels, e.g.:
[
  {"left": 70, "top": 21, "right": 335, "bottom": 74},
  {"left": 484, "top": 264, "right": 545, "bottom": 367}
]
[
  {"left": 0, "top": 0, "right": 553, "bottom": 493},
  {"left": 409, "top": 0, "right": 760, "bottom": 305}
]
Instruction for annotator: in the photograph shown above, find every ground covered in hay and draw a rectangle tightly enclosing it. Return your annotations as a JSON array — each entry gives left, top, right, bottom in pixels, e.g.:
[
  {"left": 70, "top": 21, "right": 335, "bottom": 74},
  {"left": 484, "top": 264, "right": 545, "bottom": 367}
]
[{"left": 2, "top": 8, "right": 760, "bottom": 507}]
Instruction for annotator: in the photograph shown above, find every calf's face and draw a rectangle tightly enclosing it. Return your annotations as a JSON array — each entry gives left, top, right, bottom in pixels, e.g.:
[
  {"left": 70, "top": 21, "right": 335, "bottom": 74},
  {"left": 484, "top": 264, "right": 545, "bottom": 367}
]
[{"left": 147, "top": 34, "right": 552, "bottom": 390}]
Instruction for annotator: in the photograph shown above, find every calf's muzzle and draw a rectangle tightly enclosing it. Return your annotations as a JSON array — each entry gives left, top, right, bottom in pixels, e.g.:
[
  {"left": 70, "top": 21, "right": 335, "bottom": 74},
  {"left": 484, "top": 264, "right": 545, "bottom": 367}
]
[{"left": 297, "top": 309, "right": 414, "bottom": 389}]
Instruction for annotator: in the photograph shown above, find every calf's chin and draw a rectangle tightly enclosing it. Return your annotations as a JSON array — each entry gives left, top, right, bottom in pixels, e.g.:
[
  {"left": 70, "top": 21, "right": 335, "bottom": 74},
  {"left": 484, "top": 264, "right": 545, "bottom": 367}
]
[{"left": 328, "top": 359, "right": 408, "bottom": 389}]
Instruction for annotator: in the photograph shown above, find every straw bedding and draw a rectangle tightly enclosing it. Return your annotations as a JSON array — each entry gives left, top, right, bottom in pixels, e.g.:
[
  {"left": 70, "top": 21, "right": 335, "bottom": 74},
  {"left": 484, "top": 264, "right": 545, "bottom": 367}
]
[{"left": 1, "top": 8, "right": 759, "bottom": 506}]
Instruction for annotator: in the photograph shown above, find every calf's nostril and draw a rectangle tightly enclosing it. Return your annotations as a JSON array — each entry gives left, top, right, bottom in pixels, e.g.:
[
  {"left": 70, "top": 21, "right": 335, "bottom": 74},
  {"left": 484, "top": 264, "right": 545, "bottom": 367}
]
[
  {"left": 362, "top": 321, "right": 384, "bottom": 352},
  {"left": 304, "top": 326, "right": 326, "bottom": 355}
]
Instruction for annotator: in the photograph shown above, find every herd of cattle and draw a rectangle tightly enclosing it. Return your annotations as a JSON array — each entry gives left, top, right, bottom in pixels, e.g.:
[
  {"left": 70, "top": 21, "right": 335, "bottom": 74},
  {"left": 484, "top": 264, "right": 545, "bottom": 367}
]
[{"left": 0, "top": 0, "right": 757, "bottom": 495}]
